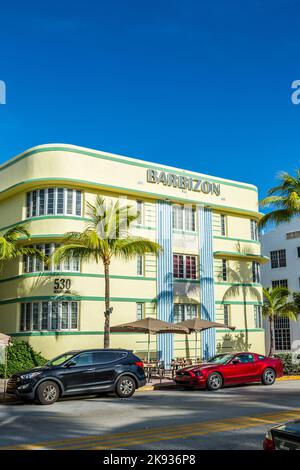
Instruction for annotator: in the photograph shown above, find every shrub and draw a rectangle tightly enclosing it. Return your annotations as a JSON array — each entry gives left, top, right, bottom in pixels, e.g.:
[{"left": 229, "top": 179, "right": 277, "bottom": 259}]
[
  {"left": 274, "top": 353, "right": 300, "bottom": 375},
  {"left": 0, "top": 340, "right": 47, "bottom": 378}
]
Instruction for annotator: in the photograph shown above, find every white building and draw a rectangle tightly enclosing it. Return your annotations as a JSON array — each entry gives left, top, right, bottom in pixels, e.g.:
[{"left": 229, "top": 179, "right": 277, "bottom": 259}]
[{"left": 260, "top": 219, "right": 300, "bottom": 353}]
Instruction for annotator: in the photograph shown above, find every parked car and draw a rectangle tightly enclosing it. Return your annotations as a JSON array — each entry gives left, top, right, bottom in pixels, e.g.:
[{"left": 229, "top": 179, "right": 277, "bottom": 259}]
[
  {"left": 263, "top": 420, "right": 300, "bottom": 450},
  {"left": 175, "top": 352, "right": 283, "bottom": 390},
  {"left": 6, "top": 349, "right": 146, "bottom": 404}
]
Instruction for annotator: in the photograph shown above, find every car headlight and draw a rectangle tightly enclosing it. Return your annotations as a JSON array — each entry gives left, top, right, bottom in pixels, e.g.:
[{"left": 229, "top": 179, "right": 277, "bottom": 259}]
[
  {"left": 20, "top": 372, "right": 42, "bottom": 380},
  {"left": 194, "top": 371, "right": 203, "bottom": 377}
]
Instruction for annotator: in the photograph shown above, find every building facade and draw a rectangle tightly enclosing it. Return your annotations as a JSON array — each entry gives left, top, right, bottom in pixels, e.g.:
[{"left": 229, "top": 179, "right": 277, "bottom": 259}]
[
  {"left": 0, "top": 144, "right": 266, "bottom": 360},
  {"left": 261, "top": 219, "right": 300, "bottom": 352}
]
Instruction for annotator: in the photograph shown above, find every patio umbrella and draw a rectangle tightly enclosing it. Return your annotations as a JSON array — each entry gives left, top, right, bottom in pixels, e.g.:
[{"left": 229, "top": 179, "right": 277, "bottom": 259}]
[
  {"left": 176, "top": 318, "right": 236, "bottom": 359},
  {"left": 110, "top": 317, "right": 189, "bottom": 362}
]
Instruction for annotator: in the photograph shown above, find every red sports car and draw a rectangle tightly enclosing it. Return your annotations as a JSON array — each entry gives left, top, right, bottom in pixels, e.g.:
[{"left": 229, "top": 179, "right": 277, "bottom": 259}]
[{"left": 175, "top": 352, "right": 283, "bottom": 391}]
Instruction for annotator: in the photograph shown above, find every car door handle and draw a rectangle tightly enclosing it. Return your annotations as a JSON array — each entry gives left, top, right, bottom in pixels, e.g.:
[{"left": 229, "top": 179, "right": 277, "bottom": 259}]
[{"left": 84, "top": 368, "right": 95, "bottom": 372}]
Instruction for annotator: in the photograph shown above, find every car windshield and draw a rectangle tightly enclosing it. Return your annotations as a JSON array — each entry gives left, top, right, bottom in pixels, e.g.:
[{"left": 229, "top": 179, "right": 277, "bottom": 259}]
[
  {"left": 46, "top": 353, "right": 76, "bottom": 367},
  {"left": 207, "top": 354, "right": 235, "bottom": 365}
]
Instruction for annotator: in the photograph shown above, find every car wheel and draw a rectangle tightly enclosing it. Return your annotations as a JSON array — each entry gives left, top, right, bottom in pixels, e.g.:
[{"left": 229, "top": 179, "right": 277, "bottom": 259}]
[
  {"left": 115, "top": 376, "right": 136, "bottom": 398},
  {"left": 206, "top": 372, "right": 223, "bottom": 391},
  {"left": 36, "top": 381, "right": 59, "bottom": 405},
  {"left": 262, "top": 368, "right": 276, "bottom": 386}
]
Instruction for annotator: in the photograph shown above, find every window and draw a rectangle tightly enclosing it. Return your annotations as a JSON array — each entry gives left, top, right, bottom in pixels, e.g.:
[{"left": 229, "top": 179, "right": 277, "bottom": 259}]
[
  {"left": 23, "top": 243, "right": 80, "bottom": 273},
  {"left": 20, "top": 301, "right": 79, "bottom": 332},
  {"left": 220, "top": 214, "right": 227, "bottom": 236},
  {"left": 93, "top": 352, "right": 118, "bottom": 364},
  {"left": 222, "top": 259, "right": 227, "bottom": 281},
  {"left": 258, "top": 355, "right": 266, "bottom": 360},
  {"left": 234, "top": 353, "right": 254, "bottom": 363},
  {"left": 136, "top": 303, "right": 144, "bottom": 320},
  {"left": 223, "top": 305, "right": 230, "bottom": 325},
  {"left": 173, "top": 254, "right": 197, "bottom": 279},
  {"left": 272, "top": 279, "right": 288, "bottom": 289},
  {"left": 73, "top": 353, "right": 93, "bottom": 367},
  {"left": 270, "top": 250, "right": 286, "bottom": 268},
  {"left": 136, "top": 201, "right": 143, "bottom": 225},
  {"left": 254, "top": 305, "right": 263, "bottom": 328},
  {"left": 287, "top": 231, "right": 300, "bottom": 239},
  {"left": 26, "top": 188, "right": 82, "bottom": 218},
  {"left": 274, "top": 317, "right": 291, "bottom": 351},
  {"left": 174, "top": 304, "right": 197, "bottom": 322},
  {"left": 250, "top": 219, "right": 259, "bottom": 241},
  {"left": 137, "top": 255, "right": 144, "bottom": 276},
  {"left": 252, "top": 262, "right": 260, "bottom": 283},
  {"left": 298, "top": 247, "right": 300, "bottom": 258},
  {"left": 185, "top": 207, "right": 196, "bottom": 231},
  {"left": 172, "top": 205, "right": 196, "bottom": 231}
]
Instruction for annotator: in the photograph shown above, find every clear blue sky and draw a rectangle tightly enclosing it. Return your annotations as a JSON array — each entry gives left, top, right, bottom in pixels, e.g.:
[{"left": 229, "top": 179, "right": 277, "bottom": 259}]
[{"left": 0, "top": 0, "right": 300, "bottom": 200}]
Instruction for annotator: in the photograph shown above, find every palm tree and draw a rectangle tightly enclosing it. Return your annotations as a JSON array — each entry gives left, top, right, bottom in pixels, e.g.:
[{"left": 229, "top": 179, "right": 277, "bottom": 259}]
[
  {"left": 0, "top": 225, "right": 43, "bottom": 268},
  {"left": 259, "top": 170, "right": 300, "bottom": 228},
  {"left": 53, "top": 195, "right": 162, "bottom": 348},
  {"left": 262, "top": 286, "right": 297, "bottom": 356}
]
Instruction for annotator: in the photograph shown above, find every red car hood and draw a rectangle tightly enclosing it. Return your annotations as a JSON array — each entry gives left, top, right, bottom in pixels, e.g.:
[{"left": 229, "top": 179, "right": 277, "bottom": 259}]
[{"left": 178, "top": 363, "right": 219, "bottom": 373}]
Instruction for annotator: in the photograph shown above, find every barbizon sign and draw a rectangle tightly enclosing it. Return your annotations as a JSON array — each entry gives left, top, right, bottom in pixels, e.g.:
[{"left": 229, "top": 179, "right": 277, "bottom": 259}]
[{"left": 147, "top": 169, "right": 221, "bottom": 196}]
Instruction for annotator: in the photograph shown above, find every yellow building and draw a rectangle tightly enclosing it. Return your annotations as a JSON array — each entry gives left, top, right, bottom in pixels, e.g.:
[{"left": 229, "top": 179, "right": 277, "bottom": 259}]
[{"left": 0, "top": 144, "right": 267, "bottom": 361}]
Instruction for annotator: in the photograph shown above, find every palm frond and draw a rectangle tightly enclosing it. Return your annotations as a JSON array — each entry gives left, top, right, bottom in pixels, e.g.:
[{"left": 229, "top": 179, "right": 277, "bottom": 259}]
[
  {"left": 2, "top": 225, "right": 30, "bottom": 242},
  {"left": 259, "top": 209, "right": 296, "bottom": 229},
  {"left": 112, "top": 237, "right": 162, "bottom": 260}
]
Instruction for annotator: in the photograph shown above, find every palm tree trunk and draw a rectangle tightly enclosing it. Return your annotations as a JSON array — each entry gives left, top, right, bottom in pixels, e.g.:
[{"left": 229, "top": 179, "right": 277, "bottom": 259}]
[
  {"left": 269, "top": 317, "right": 274, "bottom": 356},
  {"left": 104, "top": 262, "right": 110, "bottom": 349}
]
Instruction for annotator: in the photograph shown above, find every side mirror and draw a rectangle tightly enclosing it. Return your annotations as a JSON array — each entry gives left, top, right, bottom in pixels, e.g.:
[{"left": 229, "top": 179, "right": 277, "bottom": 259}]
[
  {"left": 232, "top": 359, "right": 241, "bottom": 365},
  {"left": 65, "top": 360, "right": 76, "bottom": 368}
]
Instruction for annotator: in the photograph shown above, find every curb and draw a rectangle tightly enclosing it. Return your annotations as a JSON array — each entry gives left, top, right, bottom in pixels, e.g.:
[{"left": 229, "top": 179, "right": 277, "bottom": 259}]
[
  {"left": 137, "top": 382, "right": 177, "bottom": 392},
  {"left": 277, "top": 375, "right": 300, "bottom": 381},
  {"left": 137, "top": 375, "right": 300, "bottom": 392}
]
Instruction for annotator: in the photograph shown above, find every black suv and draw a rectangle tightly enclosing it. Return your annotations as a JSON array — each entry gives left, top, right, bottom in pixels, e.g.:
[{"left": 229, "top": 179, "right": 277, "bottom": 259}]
[{"left": 6, "top": 349, "right": 146, "bottom": 405}]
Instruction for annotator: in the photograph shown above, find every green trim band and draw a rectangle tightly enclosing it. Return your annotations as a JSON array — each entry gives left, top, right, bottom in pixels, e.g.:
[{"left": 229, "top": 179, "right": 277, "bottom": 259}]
[
  {"left": 173, "top": 230, "right": 198, "bottom": 236},
  {"left": 0, "top": 216, "right": 90, "bottom": 233},
  {"left": 9, "top": 330, "right": 143, "bottom": 337},
  {"left": 9, "top": 328, "right": 265, "bottom": 337},
  {"left": 213, "top": 235, "right": 260, "bottom": 245},
  {"left": 0, "top": 145, "right": 258, "bottom": 192},
  {"left": 215, "top": 300, "right": 263, "bottom": 305},
  {"left": 215, "top": 282, "right": 262, "bottom": 287},
  {"left": 0, "top": 177, "right": 261, "bottom": 221},
  {"left": 217, "top": 328, "right": 265, "bottom": 333},
  {"left": 173, "top": 278, "right": 199, "bottom": 283},
  {"left": 0, "top": 272, "right": 157, "bottom": 284},
  {"left": 0, "top": 295, "right": 156, "bottom": 305}
]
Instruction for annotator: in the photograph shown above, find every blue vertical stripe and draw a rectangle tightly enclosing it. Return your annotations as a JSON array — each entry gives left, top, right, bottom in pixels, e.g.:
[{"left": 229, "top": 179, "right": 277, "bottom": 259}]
[
  {"left": 199, "top": 206, "right": 216, "bottom": 360},
  {"left": 156, "top": 201, "right": 173, "bottom": 366}
]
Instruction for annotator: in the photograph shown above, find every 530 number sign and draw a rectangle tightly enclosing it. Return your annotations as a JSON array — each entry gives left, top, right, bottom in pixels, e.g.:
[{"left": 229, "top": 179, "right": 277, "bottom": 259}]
[{"left": 53, "top": 278, "right": 72, "bottom": 294}]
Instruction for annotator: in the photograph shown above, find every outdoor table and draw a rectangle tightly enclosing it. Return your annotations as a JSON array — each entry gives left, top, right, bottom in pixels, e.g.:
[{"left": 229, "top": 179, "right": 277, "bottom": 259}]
[{"left": 143, "top": 362, "right": 159, "bottom": 383}]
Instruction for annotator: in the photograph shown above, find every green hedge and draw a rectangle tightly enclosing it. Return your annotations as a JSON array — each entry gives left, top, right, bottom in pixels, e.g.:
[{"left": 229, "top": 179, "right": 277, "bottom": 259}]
[
  {"left": 274, "top": 353, "right": 300, "bottom": 375},
  {"left": 0, "top": 341, "right": 47, "bottom": 378}
]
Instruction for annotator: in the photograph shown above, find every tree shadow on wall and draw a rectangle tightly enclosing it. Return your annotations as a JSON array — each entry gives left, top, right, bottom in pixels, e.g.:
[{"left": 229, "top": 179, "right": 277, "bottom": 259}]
[
  {"left": 217, "top": 332, "right": 251, "bottom": 353},
  {"left": 221, "top": 243, "right": 262, "bottom": 350}
]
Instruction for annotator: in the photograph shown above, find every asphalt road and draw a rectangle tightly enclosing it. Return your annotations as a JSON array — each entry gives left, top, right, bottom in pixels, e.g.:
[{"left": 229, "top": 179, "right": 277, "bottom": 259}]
[{"left": 1, "top": 380, "right": 300, "bottom": 450}]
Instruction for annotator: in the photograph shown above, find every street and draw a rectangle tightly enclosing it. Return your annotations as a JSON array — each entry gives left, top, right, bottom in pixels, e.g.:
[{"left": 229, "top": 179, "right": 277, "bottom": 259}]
[{"left": 0, "top": 380, "right": 300, "bottom": 450}]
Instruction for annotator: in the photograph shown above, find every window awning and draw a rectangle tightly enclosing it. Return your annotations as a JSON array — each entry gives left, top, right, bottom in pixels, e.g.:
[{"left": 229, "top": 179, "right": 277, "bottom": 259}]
[{"left": 214, "top": 251, "right": 269, "bottom": 264}]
